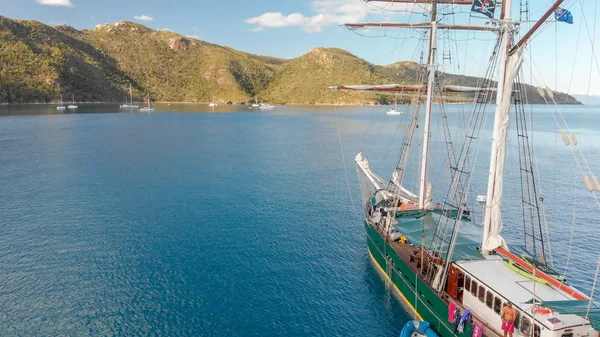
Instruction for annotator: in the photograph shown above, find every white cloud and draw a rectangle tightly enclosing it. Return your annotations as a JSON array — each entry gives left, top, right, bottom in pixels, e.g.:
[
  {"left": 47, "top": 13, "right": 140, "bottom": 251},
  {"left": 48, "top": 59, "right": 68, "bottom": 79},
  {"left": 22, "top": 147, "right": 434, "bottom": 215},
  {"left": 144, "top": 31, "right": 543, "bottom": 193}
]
[
  {"left": 245, "top": 0, "right": 416, "bottom": 33},
  {"left": 133, "top": 15, "right": 153, "bottom": 21},
  {"left": 36, "top": 0, "right": 74, "bottom": 7}
]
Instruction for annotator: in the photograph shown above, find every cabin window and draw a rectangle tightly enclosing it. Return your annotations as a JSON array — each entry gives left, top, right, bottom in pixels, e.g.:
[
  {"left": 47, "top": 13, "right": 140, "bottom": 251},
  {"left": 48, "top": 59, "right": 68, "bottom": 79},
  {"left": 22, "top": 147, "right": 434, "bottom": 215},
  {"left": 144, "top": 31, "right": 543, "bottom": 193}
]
[
  {"left": 485, "top": 291, "right": 493, "bottom": 308},
  {"left": 519, "top": 316, "right": 531, "bottom": 336},
  {"left": 471, "top": 281, "right": 478, "bottom": 296},
  {"left": 534, "top": 324, "right": 541, "bottom": 337},
  {"left": 493, "top": 298, "right": 502, "bottom": 314},
  {"left": 514, "top": 311, "right": 521, "bottom": 330},
  {"left": 562, "top": 333, "right": 573, "bottom": 337},
  {"left": 478, "top": 285, "right": 485, "bottom": 302},
  {"left": 465, "top": 276, "right": 471, "bottom": 292}
]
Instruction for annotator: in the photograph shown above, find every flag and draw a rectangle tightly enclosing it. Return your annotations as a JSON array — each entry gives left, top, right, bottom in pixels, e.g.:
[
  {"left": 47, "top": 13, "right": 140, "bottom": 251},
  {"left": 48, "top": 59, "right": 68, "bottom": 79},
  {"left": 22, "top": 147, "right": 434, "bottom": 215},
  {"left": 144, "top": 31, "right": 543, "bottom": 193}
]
[
  {"left": 554, "top": 7, "right": 574, "bottom": 24},
  {"left": 471, "top": 0, "right": 496, "bottom": 19}
]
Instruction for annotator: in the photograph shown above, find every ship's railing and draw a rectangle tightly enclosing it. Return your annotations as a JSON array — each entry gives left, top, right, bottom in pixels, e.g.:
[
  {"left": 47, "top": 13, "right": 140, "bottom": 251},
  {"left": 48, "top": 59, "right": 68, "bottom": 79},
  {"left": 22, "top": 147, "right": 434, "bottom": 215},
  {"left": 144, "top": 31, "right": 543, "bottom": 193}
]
[{"left": 444, "top": 295, "right": 504, "bottom": 337}]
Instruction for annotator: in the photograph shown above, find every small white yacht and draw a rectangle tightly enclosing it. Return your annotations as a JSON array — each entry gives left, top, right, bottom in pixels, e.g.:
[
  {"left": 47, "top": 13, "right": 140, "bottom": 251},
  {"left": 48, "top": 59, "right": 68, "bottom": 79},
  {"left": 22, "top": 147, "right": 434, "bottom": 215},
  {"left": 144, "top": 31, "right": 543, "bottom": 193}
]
[
  {"left": 209, "top": 95, "right": 218, "bottom": 107},
  {"left": 251, "top": 96, "right": 260, "bottom": 107},
  {"left": 56, "top": 94, "right": 66, "bottom": 110},
  {"left": 258, "top": 103, "right": 275, "bottom": 110},
  {"left": 386, "top": 92, "right": 403, "bottom": 115},
  {"left": 139, "top": 93, "right": 154, "bottom": 112},
  {"left": 120, "top": 84, "right": 139, "bottom": 108},
  {"left": 67, "top": 94, "right": 78, "bottom": 109}
]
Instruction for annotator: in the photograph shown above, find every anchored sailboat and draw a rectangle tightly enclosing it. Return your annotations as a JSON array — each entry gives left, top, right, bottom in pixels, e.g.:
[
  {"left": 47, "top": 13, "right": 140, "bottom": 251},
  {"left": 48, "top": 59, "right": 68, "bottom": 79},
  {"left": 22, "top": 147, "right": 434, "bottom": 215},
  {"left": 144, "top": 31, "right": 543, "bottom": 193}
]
[
  {"left": 139, "top": 93, "right": 154, "bottom": 112},
  {"left": 333, "top": 1, "right": 600, "bottom": 337},
  {"left": 120, "top": 84, "right": 139, "bottom": 108},
  {"left": 209, "top": 95, "right": 218, "bottom": 107},
  {"left": 56, "top": 94, "right": 66, "bottom": 110},
  {"left": 258, "top": 103, "right": 275, "bottom": 110},
  {"left": 67, "top": 94, "right": 78, "bottom": 109},
  {"left": 387, "top": 92, "right": 403, "bottom": 115}
]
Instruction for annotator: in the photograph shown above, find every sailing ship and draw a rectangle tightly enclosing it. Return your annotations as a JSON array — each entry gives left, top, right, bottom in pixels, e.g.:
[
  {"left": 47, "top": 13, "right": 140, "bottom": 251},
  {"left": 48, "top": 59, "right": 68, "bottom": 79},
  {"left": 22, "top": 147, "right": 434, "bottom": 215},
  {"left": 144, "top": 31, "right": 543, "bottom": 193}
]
[
  {"left": 120, "top": 84, "right": 139, "bottom": 108},
  {"left": 139, "top": 93, "right": 154, "bottom": 112},
  {"left": 332, "top": 0, "right": 600, "bottom": 337},
  {"left": 56, "top": 94, "right": 66, "bottom": 110},
  {"left": 67, "top": 94, "right": 78, "bottom": 109}
]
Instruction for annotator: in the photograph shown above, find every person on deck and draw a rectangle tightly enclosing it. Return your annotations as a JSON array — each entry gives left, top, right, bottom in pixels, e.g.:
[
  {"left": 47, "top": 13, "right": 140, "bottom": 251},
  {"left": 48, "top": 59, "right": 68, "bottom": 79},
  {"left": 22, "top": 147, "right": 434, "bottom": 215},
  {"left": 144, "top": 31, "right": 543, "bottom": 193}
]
[
  {"left": 501, "top": 302, "right": 517, "bottom": 337},
  {"left": 370, "top": 194, "right": 377, "bottom": 213}
]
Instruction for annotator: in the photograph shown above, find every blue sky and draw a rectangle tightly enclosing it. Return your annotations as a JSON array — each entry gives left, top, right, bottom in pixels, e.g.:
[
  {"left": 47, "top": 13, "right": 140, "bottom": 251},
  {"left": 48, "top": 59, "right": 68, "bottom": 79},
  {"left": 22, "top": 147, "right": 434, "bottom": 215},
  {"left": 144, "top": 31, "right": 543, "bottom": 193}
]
[{"left": 2, "top": 0, "right": 599, "bottom": 96}]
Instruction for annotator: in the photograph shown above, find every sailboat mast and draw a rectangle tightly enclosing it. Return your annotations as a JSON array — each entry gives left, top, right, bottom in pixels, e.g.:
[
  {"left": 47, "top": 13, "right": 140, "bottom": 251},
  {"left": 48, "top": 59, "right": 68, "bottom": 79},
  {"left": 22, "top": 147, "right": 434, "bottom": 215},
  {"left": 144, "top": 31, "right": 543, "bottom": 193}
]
[
  {"left": 129, "top": 84, "right": 133, "bottom": 105},
  {"left": 418, "top": 3, "right": 438, "bottom": 210}
]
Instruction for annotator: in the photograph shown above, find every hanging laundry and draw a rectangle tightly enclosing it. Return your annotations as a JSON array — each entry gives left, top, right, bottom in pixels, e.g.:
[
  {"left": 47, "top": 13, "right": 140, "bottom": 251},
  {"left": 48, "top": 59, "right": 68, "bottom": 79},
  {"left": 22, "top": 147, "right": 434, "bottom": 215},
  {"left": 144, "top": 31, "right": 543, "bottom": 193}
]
[
  {"left": 448, "top": 302, "right": 457, "bottom": 323},
  {"left": 458, "top": 310, "right": 473, "bottom": 333},
  {"left": 453, "top": 308, "right": 462, "bottom": 333},
  {"left": 472, "top": 323, "right": 484, "bottom": 337}
]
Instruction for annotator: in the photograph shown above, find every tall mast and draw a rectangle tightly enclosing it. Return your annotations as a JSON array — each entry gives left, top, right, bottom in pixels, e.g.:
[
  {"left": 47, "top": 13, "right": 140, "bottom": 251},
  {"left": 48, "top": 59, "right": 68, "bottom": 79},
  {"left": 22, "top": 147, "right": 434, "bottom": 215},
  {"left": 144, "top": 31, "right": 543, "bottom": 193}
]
[
  {"left": 481, "top": 0, "right": 565, "bottom": 254},
  {"left": 418, "top": 1, "right": 437, "bottom": 210},
  {"left": 129, "top": 84, "right": 133, "bottom": 105}
]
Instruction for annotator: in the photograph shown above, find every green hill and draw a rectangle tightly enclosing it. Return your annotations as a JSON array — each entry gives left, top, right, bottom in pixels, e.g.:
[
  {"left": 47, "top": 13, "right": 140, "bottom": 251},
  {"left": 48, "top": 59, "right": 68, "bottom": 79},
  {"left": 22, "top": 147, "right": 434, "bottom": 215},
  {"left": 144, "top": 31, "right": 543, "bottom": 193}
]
[
  {"left": 0, "top": 16, "right": 580, "bottom": 105},
  {"left": 0, "top": 17, "right": 130, "bottom": 102},
  {"left": 261, "top": 48, "right": 389, "bottom": 105}
]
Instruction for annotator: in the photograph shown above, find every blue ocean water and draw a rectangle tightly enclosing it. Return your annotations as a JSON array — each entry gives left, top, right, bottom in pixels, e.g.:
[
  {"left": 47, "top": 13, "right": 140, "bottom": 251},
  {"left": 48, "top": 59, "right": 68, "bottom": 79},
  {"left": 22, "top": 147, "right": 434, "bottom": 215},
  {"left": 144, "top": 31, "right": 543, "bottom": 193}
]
[{"left": 0, "top": 103, "right": 599, "bottom": 336}]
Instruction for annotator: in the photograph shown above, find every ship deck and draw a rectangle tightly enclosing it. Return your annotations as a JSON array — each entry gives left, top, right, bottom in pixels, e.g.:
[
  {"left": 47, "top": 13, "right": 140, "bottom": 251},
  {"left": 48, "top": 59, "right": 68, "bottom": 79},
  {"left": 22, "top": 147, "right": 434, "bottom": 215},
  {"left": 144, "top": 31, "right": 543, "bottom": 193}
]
[
  {"left": 456, "top": 258, "right": 592, "bottom": 329},
  {"left": 368, "top": 218, "right": 505, "bottom": 337},
  {"left": 371, "top": 210, "right": 593, "bottom": 331}
]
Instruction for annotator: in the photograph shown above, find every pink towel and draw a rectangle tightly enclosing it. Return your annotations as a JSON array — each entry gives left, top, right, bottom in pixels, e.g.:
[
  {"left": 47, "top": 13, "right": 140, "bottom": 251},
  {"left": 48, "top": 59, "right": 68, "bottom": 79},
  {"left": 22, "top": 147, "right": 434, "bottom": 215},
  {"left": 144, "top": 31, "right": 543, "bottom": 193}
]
[
  {"left": 448, "top": 302, "right": 456, "bottom": 323},
  {"left": 472, "top": 324, "right": 483, "bottom": 337}
]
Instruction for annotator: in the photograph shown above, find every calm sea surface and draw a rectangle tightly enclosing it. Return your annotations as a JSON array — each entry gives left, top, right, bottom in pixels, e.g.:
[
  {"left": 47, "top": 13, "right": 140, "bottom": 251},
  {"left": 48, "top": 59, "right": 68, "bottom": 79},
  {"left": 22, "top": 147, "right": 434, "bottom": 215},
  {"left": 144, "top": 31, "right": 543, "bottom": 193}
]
[{"left": 1, "top": 103, "right": 599, "bottom": 336}]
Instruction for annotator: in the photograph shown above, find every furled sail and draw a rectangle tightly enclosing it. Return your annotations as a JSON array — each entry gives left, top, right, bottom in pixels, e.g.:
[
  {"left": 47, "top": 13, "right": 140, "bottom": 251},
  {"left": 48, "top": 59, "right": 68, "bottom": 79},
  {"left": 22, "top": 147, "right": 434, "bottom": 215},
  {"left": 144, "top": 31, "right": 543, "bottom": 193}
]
[
  {"left": 329, "top": 84, "right": 496, "bottom": 93},
  {"left": 482, "top": 47, "right": 525, "bottom": 253},
  {"left": 355, "top": 152, "right": 386, "bottom": 212},
  {"left": 391, "top": 169, "right": 419, "bottom": 201},
  {"left": 329, "top": 84, "right": 423, "bottom": 92}
]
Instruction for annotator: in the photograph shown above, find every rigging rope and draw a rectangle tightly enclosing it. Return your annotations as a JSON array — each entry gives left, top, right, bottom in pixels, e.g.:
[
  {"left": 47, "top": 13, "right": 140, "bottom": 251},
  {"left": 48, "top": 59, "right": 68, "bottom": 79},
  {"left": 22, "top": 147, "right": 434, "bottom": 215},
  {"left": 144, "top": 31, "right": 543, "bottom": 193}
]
[
  {"left": 335, "top": 109, "right": 360, "bottom": 218},
  {"left": 331, "top": 30, "right": 360, "bottom": 218},
  {"left": 524, "top": 59, "right": 600, "bottom": 209}
]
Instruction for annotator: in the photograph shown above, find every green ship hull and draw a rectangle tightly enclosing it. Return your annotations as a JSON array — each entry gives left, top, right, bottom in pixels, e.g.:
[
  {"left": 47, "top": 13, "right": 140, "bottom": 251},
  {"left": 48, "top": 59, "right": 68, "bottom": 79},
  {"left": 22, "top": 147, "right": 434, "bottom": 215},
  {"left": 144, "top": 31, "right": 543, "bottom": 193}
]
[{"left": 365, "top": 220, "right": 478, "bottom": 337}]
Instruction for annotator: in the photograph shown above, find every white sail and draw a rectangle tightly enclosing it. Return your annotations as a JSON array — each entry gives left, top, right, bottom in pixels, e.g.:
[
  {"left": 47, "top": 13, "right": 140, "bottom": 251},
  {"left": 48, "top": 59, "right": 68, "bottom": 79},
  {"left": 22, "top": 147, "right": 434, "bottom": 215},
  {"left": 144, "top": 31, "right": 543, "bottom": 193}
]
[
  {"left": 481, "top": 44, "right": 524, "bottom": 254},
  {"left": 391, "top": 169, "right": 419, "bottom": 201}
]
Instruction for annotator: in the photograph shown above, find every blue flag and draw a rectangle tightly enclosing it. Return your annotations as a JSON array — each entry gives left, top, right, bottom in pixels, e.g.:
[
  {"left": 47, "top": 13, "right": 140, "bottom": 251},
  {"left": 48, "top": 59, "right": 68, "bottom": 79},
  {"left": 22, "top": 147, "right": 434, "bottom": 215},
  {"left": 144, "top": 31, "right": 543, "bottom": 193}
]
[{"left": 554, "top": 7, "right": 573, "bottom": 24}]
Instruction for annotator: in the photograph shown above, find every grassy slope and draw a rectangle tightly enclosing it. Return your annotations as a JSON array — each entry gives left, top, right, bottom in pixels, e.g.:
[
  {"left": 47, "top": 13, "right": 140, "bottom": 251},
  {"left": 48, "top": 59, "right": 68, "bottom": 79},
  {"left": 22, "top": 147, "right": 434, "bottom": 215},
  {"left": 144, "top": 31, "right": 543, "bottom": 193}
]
[{"left": 0, "top": 17, "right": 580, "bottom": 104}]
